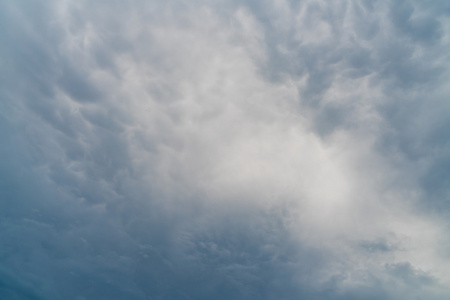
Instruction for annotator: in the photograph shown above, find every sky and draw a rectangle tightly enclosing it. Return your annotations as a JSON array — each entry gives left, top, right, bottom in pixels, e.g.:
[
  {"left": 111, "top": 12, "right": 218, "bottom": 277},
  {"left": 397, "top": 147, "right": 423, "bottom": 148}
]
[{"left": 1, "top": 0, "right": 450, "bottom": 299}]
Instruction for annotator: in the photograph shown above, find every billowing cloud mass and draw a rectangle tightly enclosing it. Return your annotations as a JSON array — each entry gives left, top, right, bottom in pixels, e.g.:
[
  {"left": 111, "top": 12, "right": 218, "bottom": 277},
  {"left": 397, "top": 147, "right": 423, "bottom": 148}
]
[{"left": 1, "top": 0, "right": 450, "bottom": 299}]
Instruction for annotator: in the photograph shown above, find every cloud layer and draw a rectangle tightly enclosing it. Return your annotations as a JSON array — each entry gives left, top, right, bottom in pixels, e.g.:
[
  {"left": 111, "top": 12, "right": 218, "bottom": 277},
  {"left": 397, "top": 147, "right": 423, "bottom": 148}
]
[{"left": 2, "top": 0, "right": 450, "bottom": 299}]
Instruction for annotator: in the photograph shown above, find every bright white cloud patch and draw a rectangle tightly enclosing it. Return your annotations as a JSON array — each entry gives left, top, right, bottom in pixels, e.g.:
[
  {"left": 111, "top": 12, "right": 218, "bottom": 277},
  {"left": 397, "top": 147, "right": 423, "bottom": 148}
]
[{"left": 2, "top": 0, "right": 450, "bottom": 299}]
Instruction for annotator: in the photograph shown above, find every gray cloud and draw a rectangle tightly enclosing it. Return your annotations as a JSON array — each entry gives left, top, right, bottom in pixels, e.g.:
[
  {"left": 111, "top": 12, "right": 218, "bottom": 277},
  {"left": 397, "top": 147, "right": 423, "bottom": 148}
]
[
  {"left": 386, "top": 262, "right": 436, "bottom": 287},
  {"left": 2, "top": 0, "right": 450, "bottom": 299}
]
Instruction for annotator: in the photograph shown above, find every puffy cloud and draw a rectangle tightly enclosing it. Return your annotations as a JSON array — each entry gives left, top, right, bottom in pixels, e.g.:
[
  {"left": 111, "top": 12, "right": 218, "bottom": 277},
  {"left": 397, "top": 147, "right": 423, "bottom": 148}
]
[{"left": 1, "top": 0, "right": 450, "bottom": 299}]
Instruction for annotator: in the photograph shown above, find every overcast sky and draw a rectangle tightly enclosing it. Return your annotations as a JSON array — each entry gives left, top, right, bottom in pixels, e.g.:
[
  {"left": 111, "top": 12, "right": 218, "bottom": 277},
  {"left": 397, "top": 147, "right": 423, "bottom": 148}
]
[{"left": 1, "top": 0, "right": 450, "bottom": 299}]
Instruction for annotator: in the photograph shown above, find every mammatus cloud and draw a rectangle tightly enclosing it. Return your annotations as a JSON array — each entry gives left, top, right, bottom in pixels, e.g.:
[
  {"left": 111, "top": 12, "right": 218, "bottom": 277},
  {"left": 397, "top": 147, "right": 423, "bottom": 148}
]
[{"left": 1, "top": 0, "right": 450, "bottom": 299}]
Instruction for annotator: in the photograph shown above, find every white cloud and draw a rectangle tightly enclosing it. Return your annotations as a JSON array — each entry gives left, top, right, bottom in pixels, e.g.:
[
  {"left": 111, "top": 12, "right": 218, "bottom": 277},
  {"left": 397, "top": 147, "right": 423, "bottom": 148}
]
[{"left": 2, "top": 0, "right": 450, "bottom": 299}]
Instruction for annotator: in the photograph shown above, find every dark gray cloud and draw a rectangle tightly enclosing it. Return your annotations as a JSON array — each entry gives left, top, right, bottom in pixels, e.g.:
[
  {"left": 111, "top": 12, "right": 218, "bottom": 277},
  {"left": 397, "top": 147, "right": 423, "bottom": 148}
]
[
  {"left": 2, "top": 0, "right": 450, "bottom": 299},
  {"left": 386, "top": 262, "right": 436, "bottom": 287}
]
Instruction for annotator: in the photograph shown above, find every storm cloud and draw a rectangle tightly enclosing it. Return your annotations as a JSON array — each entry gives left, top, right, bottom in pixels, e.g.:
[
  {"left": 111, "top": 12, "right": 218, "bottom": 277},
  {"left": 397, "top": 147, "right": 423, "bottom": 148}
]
[{"left": 1, "top": 0, "right": 450, "bottom": 299}]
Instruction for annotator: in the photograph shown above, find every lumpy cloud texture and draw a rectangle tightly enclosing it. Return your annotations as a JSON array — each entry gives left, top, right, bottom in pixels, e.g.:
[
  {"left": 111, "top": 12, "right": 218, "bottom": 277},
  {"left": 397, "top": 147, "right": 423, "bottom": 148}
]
[{"left": 2, "top": 1, "right": 450, "bottom": 299}]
